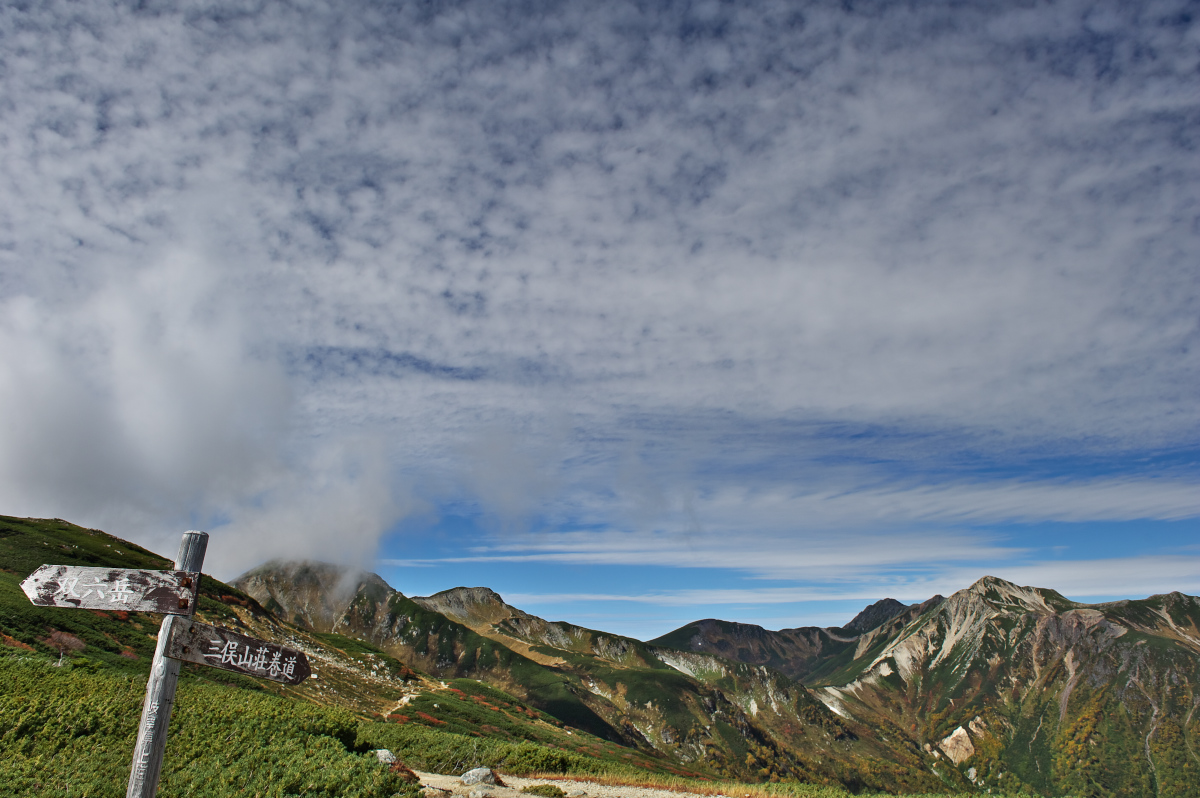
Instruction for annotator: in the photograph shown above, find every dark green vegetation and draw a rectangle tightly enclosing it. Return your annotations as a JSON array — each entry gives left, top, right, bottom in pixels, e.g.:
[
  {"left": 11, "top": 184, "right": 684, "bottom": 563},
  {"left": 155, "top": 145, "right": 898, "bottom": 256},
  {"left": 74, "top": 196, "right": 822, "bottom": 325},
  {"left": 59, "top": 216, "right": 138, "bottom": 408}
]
[
  {"left": 0, "top": 654, "right": 417, "bottom": 797},
  {"left": 0, "top": 515, "right": 263, "bottom": 681},
  {"left": 0, "top": 516, "right": 676, "bottom": 795}
]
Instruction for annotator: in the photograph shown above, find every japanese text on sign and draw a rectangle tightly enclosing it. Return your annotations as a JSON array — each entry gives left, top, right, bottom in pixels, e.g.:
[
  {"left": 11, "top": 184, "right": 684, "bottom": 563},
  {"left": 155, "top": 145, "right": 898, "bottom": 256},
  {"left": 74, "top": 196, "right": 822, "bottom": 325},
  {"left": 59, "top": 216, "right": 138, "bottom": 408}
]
[
  {"left": 164, "top": 619, "right": 311, "bottom": 685},
  {"left": 20, "top": 565, "right": 199, "bottom": 615}
]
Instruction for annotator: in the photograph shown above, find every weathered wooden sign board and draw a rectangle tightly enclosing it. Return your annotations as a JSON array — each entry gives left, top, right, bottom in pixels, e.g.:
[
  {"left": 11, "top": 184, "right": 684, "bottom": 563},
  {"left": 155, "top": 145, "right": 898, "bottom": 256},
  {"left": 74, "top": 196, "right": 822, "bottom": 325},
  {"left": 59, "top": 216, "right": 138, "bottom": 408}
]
[
  {"left": 21, "top": 565, "right": 199, "bottom": 614},
  {"left": 23, "top": 530, "right": 312, "bottom": 797},
  {"left": 165, "top": 618, "right": 311, "bottom": 685}
]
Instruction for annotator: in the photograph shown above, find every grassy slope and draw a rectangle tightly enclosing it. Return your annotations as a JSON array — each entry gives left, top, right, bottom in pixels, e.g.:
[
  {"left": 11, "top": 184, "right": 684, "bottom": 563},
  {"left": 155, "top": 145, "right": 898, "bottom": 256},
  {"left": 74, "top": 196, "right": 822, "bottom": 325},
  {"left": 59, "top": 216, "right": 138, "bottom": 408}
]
[
  {"left": 0, "top": 654, "right": 414, "bottom": 798},
  {"left": 0, "top": 517, "right": 700, "bottom": 790},
  {"left": 0, "top": 515, "right": 672, "bottom": 794},
  {"left": 0, "top": 515, "right": 990, "bottom": 797}
]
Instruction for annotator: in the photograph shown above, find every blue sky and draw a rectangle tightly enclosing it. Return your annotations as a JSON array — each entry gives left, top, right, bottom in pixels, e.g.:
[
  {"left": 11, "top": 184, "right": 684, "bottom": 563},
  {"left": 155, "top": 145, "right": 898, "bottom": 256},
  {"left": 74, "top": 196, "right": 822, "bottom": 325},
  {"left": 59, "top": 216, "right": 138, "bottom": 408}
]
[{"left": 0, "top": 0, "right": 1197, "bottom": 639}]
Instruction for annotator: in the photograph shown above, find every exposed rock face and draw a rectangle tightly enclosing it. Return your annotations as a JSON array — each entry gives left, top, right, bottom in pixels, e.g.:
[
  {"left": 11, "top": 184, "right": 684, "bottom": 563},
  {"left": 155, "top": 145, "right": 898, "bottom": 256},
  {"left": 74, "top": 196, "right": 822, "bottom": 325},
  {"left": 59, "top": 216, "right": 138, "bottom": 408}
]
[
  {"left": 413, "top": 586, "right": 666, "bottom": 669},
  {"left": 650, "top": 596, "right": 944, "bottom": 682},
  {"left": 229, "top": 560, "right": 934, "bottom": 791},
  {"left": 939, "top": 726, "right": 974, "bottom": 764},
  {"left": 808, "top": 577, "right": 1200, "bottom": 797},
  {"left": 850, "top": 595, "right": 945, "bottom": 660}
]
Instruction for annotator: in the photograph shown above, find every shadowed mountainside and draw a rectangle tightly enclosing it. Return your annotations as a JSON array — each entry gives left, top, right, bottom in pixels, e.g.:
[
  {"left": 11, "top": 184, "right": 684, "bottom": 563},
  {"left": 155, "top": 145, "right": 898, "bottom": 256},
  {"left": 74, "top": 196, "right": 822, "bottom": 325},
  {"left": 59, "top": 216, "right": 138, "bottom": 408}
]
[
  {"left": 235, "top": 562, "right": 954, "bottom": 791},
  {"left": 648, "top": 597, "right": 926, "bottom": 683},
  {"left": 239, "top": 561, "right": 1200, "bottom": 797}
]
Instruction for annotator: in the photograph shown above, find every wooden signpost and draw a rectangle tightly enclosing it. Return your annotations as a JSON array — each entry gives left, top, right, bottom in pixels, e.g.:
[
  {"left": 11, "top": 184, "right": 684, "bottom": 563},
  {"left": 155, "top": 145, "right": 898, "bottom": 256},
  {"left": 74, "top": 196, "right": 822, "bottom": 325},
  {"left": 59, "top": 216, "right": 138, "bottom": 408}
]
[{"left": 21, "top": 530, "right": 311, "bottom": 797}]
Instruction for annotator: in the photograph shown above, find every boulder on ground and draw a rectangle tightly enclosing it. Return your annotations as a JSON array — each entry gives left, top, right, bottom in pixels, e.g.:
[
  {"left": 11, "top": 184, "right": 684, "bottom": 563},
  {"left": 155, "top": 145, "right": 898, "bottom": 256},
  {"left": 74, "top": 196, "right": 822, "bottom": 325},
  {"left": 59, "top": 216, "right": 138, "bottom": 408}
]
[
  {"left": 461, "top": 767, "right": 505, "bottom": 787},
  {"left": 372, "top": 749, "right": 397, "bottom": 765}
]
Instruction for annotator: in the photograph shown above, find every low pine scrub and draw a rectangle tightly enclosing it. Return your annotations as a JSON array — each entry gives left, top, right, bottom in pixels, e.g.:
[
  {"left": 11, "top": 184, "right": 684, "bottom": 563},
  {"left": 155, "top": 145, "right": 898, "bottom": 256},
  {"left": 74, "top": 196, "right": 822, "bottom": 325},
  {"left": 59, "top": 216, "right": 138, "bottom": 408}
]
[
  {"left": 0, "top": 653, "right": 418, "bottom": 798},
  {"left": 521, "top": 785, "right": 566, "bottom": 798}
]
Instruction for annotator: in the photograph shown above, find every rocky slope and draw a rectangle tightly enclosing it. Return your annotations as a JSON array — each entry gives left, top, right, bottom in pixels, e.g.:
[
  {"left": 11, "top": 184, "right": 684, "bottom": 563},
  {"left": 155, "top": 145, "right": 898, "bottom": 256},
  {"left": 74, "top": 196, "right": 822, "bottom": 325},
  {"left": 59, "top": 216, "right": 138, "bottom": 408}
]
[
  {"left": 235, "top": 563, "right": 951, "bottom": 791},
  {"left": 233, "top": 558, "right": 1200, "bottom": 798},
  {"left": 673, "top": 575, "right": 1200, "bottom": 798},
  {"left": 648, "top": 598, "right": 920, "bottom": 683}
]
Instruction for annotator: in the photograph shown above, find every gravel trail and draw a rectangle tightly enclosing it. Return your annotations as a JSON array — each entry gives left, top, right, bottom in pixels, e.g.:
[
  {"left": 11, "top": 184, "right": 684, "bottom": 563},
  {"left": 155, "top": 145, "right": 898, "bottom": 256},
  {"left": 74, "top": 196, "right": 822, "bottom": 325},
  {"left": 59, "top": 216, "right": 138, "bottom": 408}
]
[{"left": 414, "top": 771, "right": 732, "bottom": 798}]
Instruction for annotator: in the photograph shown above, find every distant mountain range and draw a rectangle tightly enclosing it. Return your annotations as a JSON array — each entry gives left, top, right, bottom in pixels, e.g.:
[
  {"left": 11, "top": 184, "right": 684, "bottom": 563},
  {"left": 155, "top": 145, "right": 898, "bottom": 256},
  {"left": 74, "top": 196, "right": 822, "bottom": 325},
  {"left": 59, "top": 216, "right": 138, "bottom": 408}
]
[
  {"left": 236, "top": 560, "right": 1200, "bottom": 797},
  {"left": 234, "top": 560, "right": 911, "bottom": 789}
]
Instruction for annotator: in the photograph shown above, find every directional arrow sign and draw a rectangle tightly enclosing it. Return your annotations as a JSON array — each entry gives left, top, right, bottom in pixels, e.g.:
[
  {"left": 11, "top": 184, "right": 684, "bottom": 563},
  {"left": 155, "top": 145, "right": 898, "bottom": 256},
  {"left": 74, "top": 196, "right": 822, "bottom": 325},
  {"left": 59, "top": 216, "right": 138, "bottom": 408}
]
[
  {"left": 21, "top": 565, "right": 200, "bottom": 615},
  {"left": 164, "top": 619, "right": 311, "bottom": 685}
]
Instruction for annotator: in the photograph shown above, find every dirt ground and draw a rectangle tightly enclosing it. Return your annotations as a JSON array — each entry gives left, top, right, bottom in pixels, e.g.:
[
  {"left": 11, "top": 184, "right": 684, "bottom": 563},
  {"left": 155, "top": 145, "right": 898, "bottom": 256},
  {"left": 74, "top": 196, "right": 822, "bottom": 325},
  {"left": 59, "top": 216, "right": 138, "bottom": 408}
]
[{"left": 413, "top": 770, "right": 732, "bottom": 798}]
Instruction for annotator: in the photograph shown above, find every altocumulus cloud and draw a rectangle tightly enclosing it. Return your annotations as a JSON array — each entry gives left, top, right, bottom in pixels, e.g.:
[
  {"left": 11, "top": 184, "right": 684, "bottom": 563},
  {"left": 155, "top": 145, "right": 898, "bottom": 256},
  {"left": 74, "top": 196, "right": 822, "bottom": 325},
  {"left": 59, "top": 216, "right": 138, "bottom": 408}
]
[{"left": 0, "top": 0, "right": 1197, "bottom": 586}]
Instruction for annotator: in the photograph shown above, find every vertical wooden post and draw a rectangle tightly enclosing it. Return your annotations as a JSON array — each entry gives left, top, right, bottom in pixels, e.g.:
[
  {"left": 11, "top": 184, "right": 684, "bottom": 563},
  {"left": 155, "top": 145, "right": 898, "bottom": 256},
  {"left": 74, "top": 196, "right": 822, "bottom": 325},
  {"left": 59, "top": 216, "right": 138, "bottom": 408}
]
[{"left": 126, "top": 530, "right": 208, "bottom": 798}]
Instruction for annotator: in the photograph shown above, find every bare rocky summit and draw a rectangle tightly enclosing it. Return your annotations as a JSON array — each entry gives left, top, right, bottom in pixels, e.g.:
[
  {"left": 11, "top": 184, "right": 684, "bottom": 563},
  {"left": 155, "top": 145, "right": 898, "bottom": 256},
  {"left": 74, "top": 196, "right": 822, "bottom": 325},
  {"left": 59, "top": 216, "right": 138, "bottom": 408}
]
[{"left": 842, "top": 597, "right": 911, "bottom": 634}]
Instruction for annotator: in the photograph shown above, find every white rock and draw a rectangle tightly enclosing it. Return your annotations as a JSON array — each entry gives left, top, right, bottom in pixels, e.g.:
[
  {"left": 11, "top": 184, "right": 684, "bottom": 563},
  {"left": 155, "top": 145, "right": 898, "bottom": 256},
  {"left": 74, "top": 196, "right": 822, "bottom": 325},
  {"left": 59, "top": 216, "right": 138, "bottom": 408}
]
[
  {"left": 461, "top": 767, "right": 501, "bottom": 786},
  {"left": 373, "top": 749, "right": 397, "bottom": 764},
  {"left": 939, "top": 726, "right": 975, "bottom": 765}
]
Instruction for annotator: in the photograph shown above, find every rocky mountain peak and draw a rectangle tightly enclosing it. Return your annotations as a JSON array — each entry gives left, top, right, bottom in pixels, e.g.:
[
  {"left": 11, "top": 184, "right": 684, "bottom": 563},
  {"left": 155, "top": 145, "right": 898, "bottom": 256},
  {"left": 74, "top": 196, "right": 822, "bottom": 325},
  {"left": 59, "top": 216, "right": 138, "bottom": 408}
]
[
  {"left": 843, "top": 598, "right": 909, "bottom": 634},
  {"left": 233, "top": 559, "right": 398, "bottom": 632},
  {"left": 426, "top": 586, "right": 505, "bottom": 605},
  {"left": 412, "top": 586, "right": 528, "bottom": 625},
  {"left": 962, "top": 575, "right": 1066, "bottom": 614},
  {"left": 968, "top": 574, "right": 1021, "bottom": 593}
]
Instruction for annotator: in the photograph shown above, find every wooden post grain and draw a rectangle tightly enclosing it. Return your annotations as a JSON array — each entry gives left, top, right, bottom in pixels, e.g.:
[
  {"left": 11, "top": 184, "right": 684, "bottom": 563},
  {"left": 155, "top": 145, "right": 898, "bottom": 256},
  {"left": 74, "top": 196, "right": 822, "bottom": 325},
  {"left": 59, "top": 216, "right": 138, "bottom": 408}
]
[{"left": 126, "top": 530, "right": 208, "bottom": 798}]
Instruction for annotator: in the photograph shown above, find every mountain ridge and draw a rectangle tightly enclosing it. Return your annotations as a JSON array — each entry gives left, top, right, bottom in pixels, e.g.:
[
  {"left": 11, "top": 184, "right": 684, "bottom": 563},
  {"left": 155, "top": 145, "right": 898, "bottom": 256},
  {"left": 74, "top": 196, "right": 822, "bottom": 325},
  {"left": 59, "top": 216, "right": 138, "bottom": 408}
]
[
  {"left": 234, "top": 561, "right": 956, "bottom": 790},
  {"left": 235, "top": 561, "right": 1200, "bottom": 797}
]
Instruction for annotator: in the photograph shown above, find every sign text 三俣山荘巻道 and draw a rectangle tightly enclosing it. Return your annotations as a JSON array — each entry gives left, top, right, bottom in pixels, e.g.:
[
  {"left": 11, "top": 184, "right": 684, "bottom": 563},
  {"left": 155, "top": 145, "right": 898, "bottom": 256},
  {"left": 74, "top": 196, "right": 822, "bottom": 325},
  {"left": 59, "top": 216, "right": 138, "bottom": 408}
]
[{"left": 164, "top": 618, "right": 311, "bottom": 685}]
